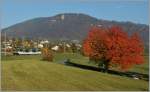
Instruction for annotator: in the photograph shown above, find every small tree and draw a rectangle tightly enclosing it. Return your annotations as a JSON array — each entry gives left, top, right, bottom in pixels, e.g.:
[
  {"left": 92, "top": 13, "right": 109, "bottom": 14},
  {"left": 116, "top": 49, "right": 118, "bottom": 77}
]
[
  {"left": 41, "top": 47, "right": 53, "bottom": 61},
  {"left": 83, "top": 26, "right": 144, "bottom": 72}
]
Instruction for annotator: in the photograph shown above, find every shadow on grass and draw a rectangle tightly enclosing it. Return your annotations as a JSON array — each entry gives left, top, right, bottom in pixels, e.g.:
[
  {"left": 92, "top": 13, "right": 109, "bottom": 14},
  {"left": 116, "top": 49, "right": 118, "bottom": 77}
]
[{"left": 63, "top": 60, "right": 149, "bottom": 81}]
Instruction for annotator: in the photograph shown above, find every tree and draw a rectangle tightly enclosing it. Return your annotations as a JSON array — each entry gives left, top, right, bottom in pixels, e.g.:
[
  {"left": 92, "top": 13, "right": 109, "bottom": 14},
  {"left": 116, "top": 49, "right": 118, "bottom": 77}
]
[
  {"left": 41, "top": 47, "right": 53, "bottom": 61},
  {"left": 83, "top": 26, "right": 144, "bottom": 72}
]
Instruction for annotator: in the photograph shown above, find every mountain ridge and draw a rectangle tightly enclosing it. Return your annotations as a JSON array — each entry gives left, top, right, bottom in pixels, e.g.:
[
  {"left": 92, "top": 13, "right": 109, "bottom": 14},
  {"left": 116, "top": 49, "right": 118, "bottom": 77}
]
[{"left": 2, "top": 13, "right": 149, "bottom": 47}]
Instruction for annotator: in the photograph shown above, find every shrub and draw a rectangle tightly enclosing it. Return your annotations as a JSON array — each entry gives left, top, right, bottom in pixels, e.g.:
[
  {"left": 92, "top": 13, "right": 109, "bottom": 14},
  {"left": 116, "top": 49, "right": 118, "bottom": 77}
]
[{"left": 41, "top": 47, "right": 53, "bottom": 61}]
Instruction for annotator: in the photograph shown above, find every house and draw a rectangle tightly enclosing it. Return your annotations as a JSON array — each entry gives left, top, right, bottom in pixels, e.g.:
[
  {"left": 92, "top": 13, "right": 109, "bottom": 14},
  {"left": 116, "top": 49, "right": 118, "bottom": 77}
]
[
  {"left": 38, "top": 44, "right": 44, "bottom": 48},
  {"left": 40, "top": 40, "right": 49, "bottom": 44},
  {"left": 66, "top": 44, "right": 71, "bottom": 48},
  {"left": 51, "top": 45, "right": 59, "bottom": 51}
]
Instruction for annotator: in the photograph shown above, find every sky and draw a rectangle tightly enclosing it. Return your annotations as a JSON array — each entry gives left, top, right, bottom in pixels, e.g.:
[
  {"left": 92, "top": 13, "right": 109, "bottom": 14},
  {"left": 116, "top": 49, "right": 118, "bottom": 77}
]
[{"left": 1, "top": 0, "right": 149, "bottom": 28}]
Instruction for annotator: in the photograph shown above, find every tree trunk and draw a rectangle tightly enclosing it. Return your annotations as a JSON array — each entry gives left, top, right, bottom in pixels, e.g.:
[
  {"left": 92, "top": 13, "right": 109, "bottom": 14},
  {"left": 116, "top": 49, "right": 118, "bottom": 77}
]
[
  {"left": 103, "top": 60, "right": 109, "bottom": 73},
  {"left": 98, "top": 60, "right": 109, "bottom": 73}
]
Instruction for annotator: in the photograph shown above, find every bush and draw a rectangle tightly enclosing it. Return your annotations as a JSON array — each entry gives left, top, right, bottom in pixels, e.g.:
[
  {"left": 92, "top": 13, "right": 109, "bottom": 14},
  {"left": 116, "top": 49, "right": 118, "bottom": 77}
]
[{"left": 41, "top": 47, "right": 53, "bottom": 61}]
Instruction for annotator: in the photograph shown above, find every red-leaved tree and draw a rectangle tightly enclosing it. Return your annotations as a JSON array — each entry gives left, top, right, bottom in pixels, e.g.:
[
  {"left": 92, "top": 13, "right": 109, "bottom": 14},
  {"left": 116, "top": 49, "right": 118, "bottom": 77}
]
[{"left": 83, "top": 26, "right": 144, "bottom": 72}]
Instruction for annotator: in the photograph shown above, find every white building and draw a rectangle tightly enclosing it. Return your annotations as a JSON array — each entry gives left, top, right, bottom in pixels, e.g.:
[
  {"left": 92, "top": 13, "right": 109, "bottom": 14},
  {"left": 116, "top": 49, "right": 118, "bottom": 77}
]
[
  {"left": 38, "top": 44, "right": 44, "bottom": 48},
  {"left": 51, "top": 45, "right": 59, "bottom": 51},
  {"left": 40, "top": 40, "right": 49, "bottom": 44},
  {"left": 66, "top": 44, "right": 71, "bottom": 48}
]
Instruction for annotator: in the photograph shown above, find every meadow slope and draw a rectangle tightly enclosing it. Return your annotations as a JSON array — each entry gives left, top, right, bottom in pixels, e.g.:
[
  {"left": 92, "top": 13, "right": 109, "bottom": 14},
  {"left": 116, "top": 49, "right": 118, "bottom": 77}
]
[{"left": 1, "top": 53, "right": 149, "bottom": 91}]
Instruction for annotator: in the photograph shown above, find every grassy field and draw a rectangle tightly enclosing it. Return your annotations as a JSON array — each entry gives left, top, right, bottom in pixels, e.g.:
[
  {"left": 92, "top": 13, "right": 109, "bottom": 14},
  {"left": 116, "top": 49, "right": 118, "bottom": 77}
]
[
  {"left": 53, "top": 53, "right": 149, "bottom": 74},
  {"left": 1, "top": 53, "right": 149, "bottom": 91}
]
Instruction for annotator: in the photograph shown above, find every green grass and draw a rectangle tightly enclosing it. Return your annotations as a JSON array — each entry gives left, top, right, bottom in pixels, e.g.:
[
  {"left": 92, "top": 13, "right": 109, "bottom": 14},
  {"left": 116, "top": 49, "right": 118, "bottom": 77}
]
[
  {"left": 1, "top": 53, "right": 149, "bottom": 91},
  {"left": 53, "top": 53, "right": 149, "bottom": 74},
  {"left": 129, "top": 55, "right": 149, "bottom": 74}
]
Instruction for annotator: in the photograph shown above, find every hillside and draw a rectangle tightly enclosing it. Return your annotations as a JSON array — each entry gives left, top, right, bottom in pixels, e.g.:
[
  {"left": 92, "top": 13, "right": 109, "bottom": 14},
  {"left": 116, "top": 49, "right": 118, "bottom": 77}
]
[
  {"left": 2, "top": 13, "right": 149, "bottom": 47},
  {"left": 1, "top": 54, "right": 149, "bottom": 91}
]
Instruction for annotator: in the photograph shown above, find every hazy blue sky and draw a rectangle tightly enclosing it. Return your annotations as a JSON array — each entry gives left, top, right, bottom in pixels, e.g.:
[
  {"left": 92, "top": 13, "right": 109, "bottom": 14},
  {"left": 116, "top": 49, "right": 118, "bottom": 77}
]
[{"left": 2, "top": 0, "right": 149, "bottom": 28}]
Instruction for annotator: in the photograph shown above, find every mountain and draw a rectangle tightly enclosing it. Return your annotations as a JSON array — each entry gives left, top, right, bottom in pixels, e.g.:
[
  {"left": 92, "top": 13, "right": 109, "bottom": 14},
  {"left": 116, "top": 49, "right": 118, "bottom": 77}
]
[{"left": 1, "top": 13, "right": 149, "bottom": 47}]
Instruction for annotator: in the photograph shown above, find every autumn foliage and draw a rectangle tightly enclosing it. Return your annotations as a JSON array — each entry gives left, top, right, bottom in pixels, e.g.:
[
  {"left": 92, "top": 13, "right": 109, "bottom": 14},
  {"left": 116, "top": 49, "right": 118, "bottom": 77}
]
[
  {"left": 83, "top": 26, "right": 144, "bottom": 71},
  {"left": 42, "top": 47, "right": 53, "bottom": 61}
]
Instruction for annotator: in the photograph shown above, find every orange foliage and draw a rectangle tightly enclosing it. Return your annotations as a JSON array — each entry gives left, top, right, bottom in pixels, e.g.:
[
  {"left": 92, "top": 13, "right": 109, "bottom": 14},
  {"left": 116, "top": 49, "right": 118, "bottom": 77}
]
[
  {"left": 42, "top": 47, "right": 53, "bottom": 61},
  {"left": 83, "top": 26, "right": 144, "bottom": 71}
]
